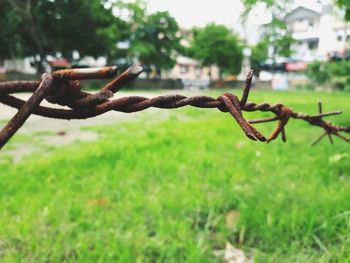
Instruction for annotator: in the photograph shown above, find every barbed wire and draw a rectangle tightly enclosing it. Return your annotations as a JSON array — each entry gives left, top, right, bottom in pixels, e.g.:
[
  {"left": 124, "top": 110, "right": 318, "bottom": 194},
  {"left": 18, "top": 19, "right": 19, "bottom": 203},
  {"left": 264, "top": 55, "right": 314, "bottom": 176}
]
[{"left": 0, "top": 66, "right": 349, "bottom": 150}]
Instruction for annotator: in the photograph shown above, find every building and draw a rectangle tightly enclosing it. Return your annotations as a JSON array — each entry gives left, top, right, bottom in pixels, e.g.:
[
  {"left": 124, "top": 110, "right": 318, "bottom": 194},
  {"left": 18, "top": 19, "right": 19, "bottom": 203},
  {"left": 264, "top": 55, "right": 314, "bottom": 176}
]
[
  {"left": 258, "top": 1, "right": 350, "bottom": 88},
  {"left": 284, "top": 2, "right": 350, "bottom": 62},
  {"left": 1, "top": 58, "right": 37, "bottom": 74},
  {"left": 166, "top": 56, "right": 219, "bottom": 80},
  {"left": 161, "top": 27, "right": 221, "bottom": 83}
]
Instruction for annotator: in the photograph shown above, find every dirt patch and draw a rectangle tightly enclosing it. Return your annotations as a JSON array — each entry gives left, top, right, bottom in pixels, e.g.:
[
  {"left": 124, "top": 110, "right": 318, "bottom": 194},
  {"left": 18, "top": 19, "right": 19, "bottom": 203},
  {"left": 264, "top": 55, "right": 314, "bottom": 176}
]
[
  {"left": 0, "top": 91, "right": 174, "bottom": 162},
  {"left": 0, "top": 90, "right": 209, "bottom": 162},
  {"left": 0, "top": 130, "right": 100, "bottom": 163},
  {"left": 44, "top": 130, "right": 99, "bottom": 147}
]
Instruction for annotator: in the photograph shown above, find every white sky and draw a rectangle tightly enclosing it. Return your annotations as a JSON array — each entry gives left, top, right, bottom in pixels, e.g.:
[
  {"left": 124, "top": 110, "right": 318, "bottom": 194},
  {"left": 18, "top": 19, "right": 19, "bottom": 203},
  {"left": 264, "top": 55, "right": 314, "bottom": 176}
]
[
  {"left": 147, "top": 0, "right": 245, "bottom": 28},
  {"left": 145, "top": 0, "right": 323, "bottom": 44},
  {"left": 147, "top": 0, "right": 322, "bottom": 29}
]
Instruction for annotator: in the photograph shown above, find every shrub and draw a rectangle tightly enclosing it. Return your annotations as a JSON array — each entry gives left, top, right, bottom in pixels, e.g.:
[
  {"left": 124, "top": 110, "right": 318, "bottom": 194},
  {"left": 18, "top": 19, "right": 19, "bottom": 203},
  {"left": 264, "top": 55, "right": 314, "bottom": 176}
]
[
  {"left": 307, "top": 60, "right": 350, "bottom": 91},
  {"left": 307, "top": 61, "right": 330, "bottom": 84},
  {"left": 295, "top": 83, "right": 315, "bottom": 90}
]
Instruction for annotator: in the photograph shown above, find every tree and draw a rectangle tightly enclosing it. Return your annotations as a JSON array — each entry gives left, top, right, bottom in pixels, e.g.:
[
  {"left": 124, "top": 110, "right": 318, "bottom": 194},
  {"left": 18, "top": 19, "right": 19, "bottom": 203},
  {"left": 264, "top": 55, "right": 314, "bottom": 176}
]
[
  {"left": 189, "top": 24, "right": 243, "bottom": 79},
  {"left": 262, "top": 18, "right": 295, "bottom": 58},
  {"left": 136, "top": 11, "right": 182, "bottom": 75},
  {"left": 0, "top": 0, "right": 127, "bottom": 71},
  {"left": 336, "top": 0, "right": 350, "bottom": 20},
  {"left": 241, "top": 0, "right": 291, "bottom": 18},
  {"left": 0, "top": 1, "right": 24, "bottom": 59},
  {"left": 114, "top": 0, "right": 182, "bottom": 77},
  {"left": 250, "top": 39, "right": 269, "bottom": 73},
  {"left": 241, "top": 0, "right": 295, "bottom": 61}
]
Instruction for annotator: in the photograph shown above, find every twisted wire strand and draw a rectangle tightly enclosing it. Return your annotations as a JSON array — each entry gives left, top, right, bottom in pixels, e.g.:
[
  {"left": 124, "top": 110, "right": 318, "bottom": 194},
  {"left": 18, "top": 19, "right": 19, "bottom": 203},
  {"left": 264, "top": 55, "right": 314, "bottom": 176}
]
[{"left": 0, "top": 66, "right": 349, "bottom": 149}]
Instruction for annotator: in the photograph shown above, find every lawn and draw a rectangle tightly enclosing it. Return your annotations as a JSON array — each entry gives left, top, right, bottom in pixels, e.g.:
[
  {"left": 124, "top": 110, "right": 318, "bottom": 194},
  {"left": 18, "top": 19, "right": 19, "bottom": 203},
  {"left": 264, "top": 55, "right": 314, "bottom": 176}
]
[{"left": 0, "top": 90, "right": 349, "bottom": 262}]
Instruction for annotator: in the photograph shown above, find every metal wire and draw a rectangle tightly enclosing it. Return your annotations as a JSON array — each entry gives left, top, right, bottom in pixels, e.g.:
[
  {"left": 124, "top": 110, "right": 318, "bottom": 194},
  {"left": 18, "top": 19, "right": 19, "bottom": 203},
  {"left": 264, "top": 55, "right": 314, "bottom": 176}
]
[{"left": 0, "top": 66, "right": 349, "bottom": 149}]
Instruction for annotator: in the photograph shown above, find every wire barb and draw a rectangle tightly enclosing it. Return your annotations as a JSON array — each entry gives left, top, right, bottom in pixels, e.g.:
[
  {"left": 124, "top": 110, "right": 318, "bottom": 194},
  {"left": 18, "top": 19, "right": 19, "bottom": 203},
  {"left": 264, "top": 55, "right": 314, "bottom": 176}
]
[
  {"left": 240, "top": 70, "right": 254, "bottom": 107},
  {"left": 0, "top": 66, "right": 349, "bottom": 150},
  {"left": 0, "top": 74, "right": 54, "bottom": 148}
]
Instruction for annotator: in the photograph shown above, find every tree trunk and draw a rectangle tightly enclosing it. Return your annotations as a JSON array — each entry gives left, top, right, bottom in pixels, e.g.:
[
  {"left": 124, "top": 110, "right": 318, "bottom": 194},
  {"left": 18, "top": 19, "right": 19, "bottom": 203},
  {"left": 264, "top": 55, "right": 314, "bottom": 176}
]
[
  {"left": 219, "top": 68, "right": 223, "bottom": 81},
  {"left": 8, "top": 0, "right": 47, "bottom": 73},
  {"left": 208, "top": 66, "right": 212, "bottom": 81}
]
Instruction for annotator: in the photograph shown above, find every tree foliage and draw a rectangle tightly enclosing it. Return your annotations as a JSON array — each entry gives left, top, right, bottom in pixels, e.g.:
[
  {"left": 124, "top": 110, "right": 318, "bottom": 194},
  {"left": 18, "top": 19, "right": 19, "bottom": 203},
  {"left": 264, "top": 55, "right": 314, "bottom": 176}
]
[
  {"left": 241, "top": 0, "right": 292, "bottom": 18},
  {"left": 128, "top": 10, "right": 182, "bottom": 75},
  {"left": 114, "top": 0, "right": 182, "bottom": 76},
  {"left": 0, "top": 0, "right": 183, "bottom": 74},
  {"left": 241, "top": 0, "right": 295, "bottom": 60},
  {"left": 250, "top": 40, "right": 269, "bottom": 73},
  {"left": 0, "top": 1, "right": 22, "bottom": 59},
  {"left": 189, "top": 24, "right": 243, "bottom": 77},
  {"left": 262, "top": 18, "right": 296, "bottom": 58},
  {"left": 307, "top": 60, "right": 350, "bottom": 91},
  {"left": 335, "top": 0, "right": 350, "bottom": 20},
  {"left": 0, "top": 0, "right": 127, "bottom": 70}
]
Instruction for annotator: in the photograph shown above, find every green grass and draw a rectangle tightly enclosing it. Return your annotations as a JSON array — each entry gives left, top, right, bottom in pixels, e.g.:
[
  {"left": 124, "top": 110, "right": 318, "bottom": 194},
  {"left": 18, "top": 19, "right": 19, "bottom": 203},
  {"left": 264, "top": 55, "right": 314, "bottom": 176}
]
[{"left": 0, "top": 90, "right": 350, "bottom": 262}]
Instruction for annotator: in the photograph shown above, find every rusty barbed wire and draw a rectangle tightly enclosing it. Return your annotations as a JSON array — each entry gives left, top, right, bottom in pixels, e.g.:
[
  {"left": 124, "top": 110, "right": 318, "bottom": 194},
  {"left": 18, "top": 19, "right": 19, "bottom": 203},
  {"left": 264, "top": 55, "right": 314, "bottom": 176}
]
[{"left": 0, "top": 66, "right": 349, "bottom": 149}]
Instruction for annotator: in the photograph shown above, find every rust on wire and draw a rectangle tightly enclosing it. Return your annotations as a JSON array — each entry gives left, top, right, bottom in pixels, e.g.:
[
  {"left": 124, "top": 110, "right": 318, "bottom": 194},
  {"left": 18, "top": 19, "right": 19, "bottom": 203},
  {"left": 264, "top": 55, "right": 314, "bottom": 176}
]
[{"left": 0, "top": 66, "right": 349, "bottom": 149}]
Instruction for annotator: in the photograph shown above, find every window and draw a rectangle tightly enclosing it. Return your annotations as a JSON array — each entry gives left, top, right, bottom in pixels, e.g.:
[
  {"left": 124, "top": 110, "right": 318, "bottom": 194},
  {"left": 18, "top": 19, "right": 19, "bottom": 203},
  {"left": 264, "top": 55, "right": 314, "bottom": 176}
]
[
  {"left": 179, "top": 65, "right": 189, "bottom": 74},
  {"left": 195, "top": 66, "right": 201, "bottom": 78},
  {"left": 308, "top": 19, "right": 314, "bottom": 31},
  {"left": 337, "top": 35, "right": 343, "bottom": 42},
  {"left": 308, "top": 40, "right": 318, "bottom": 50},
  {"left": 0, "top": 60, "right": 5, "bottom": 74}
]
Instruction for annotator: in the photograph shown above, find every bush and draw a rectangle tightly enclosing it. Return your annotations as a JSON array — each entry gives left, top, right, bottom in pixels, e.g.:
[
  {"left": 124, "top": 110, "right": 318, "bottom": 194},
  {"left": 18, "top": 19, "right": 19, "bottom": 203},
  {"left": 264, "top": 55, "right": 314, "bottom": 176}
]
[
  {"left": 307, "top": 61, "right": 330, "bottom": 84},
  {"left": 307, "top": 60, "right": 350, "bottom": 91},
  {"left": 295, "top": 83, "right": 315, "bottom": 90}
]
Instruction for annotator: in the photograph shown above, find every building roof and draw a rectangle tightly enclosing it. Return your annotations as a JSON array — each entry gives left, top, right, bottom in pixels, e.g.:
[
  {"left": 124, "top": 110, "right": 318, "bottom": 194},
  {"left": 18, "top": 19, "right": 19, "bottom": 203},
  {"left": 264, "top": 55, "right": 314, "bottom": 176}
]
[
  {"left": 48, "top": 58, "right": 70, "bottom": 67},
  {"left": 176, "top": 56, "right": 198, "bottom": 65},
  {"left": 284, "top": 6, "right": 320, "bottom": 22}
]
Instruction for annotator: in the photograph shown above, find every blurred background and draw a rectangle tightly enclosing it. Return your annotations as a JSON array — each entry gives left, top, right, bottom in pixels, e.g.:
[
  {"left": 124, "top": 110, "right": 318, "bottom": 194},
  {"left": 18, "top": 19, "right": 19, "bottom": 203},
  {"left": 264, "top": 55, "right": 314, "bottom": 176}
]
[{"left": 1, "top": 0, "right": 350, "bottom": 91}]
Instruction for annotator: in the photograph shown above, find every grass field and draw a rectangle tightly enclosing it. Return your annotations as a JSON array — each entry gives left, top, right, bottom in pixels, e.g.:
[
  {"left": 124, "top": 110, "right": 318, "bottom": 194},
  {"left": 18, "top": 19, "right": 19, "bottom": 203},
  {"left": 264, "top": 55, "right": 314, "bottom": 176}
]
[{"left": 0, "top": 90, "right": 350, "bottom": 262}]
